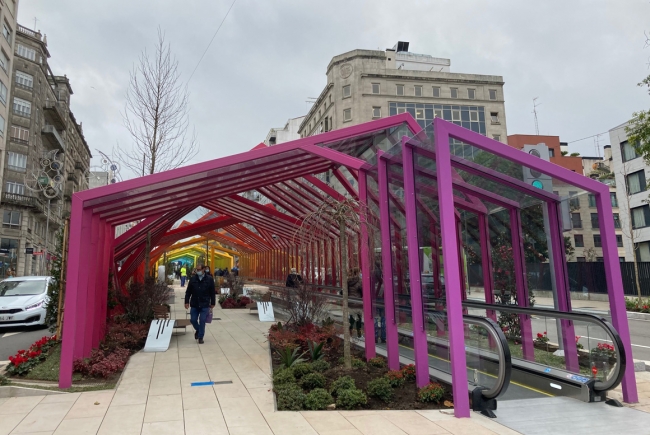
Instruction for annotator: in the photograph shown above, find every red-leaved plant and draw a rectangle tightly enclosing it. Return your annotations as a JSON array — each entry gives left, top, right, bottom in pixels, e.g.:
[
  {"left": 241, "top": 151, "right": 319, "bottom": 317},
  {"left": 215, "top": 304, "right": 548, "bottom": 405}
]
[{"left": 6, "top": 335, "right": 57, "bottom": 376}]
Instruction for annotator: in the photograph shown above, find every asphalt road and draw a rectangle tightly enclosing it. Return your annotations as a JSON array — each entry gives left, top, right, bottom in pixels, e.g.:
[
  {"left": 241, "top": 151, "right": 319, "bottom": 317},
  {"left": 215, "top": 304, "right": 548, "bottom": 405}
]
[{"left": 0, "top": 325, "right": 50, "bottom": 361}]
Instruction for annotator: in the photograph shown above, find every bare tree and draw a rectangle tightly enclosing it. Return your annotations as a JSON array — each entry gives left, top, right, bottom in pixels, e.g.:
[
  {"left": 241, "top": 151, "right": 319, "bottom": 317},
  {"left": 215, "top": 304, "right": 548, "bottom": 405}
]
[
  {"left": 116, "top": 28, "right": 199, "bottom": 177},
  {"left": 619, "top": 163, "right": 643, "bottom": 302}
]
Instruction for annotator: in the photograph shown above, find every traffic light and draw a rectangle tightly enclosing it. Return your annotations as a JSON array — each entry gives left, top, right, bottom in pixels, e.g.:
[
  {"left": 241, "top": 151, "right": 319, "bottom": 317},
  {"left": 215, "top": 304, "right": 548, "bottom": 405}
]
[{"left": 522, "top": 143, "right": 553, "bottom": 193}]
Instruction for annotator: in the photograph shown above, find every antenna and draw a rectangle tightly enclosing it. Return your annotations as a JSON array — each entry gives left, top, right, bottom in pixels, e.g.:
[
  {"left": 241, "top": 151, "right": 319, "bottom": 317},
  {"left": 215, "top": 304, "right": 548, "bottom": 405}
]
[
  {"left": 594, "top": 133, "right": 602, "bottom": 158},
  {"left": 532, "top": 97, "right": 541, "bottom": 135}
]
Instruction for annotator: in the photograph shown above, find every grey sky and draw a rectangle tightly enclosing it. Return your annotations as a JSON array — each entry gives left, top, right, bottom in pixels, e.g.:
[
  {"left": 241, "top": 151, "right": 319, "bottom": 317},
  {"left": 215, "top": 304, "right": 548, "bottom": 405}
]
[{"left": 19, "top": 0, "right": 650, "bottom": 176}]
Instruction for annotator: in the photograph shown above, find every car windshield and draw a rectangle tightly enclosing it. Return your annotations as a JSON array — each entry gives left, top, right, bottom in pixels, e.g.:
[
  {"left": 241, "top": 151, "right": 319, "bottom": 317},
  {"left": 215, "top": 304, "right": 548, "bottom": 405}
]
[{"left": 0, "top": 280, "right": 47, "bottom": 297}]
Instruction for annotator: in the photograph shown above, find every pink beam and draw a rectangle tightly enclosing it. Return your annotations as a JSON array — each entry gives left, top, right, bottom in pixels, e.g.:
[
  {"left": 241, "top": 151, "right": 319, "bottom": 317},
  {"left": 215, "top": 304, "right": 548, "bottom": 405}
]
[{"left": 358, "top": 169, "right": 376, "bottom": 360}]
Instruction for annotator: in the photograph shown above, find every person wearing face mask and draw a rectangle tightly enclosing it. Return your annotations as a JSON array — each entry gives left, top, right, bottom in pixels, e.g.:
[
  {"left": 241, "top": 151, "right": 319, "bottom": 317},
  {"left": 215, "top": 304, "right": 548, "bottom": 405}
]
[{"left": 184, "top": 265, "right": 216, "bottom": 344}]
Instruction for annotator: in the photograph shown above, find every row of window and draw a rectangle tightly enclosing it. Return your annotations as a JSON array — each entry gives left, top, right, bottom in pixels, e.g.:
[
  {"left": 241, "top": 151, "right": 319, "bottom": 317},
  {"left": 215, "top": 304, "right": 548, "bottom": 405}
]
[
  {"left": 349, "top": 83, "right": 499, "bottom": 100},
  {"left": 570, "top": 212, "right": 620, "bottom": 229},
  {"left": 626, "top": 169, "right": 646, "bottom": 195},
  {"left": 7, "top": 151, "right": 27, "bottom": 171},
  {"left": 573, "top": 234, "right": 623, "bottom": 248},
  {"left": 567, "top": 191, "right": 618, "bottom": 209}
]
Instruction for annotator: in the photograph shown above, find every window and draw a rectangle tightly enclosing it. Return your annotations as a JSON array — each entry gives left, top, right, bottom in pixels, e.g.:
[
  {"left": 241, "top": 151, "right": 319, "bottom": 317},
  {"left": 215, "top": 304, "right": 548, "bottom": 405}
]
[
  {"left": 11, "top": 125, "right": 29, "bottom": 144},
  {"left": 621, "top": 140, "right": 640, "bottom": 162},
  {"left": 343, "top": 108, "right": 351, "bottom": 122},
  {"left": 16, "top": 44, "right": 36, "bottom": 61},
  {"left": 593, "top": 234, "right": 602, "bottom": 247},
  {"left": 468, "top": 89, "right": 475, "bottom": 99},
  {"left": 7, "top": 151, "right": 27, "bottom": 171},
  {"left": 597, "top": 257, "right": 604, "bottom": 262},
  {"left": 415, "top": 108, "right": 424, "bottom": 120},
  {"left": 396, "top": 84, "right": 404, "bottom": 96},
  {"left": 610, "top": 192, "right": 618, "bottom": 208},
  {"left": 0, "top": 50, "right": 7, "bottom": 72},
  {"left": 329, "top": 95, "right": 332, "bottom": 104},
  {"left": 13, "top": 98, "right": 31, "bottom": 117},
  {"left": 414, "top": 85, "right": 422, "bottom": 97},
  {"left": 489, "top": 89, "right": 497, "bottom": 100},
  {"left": 613, "top": 213, "right": 621, "bottom": 228},
  {"left": 591, "top": 213, "right": 599, "bottom": 229},
  {"left": 626, "top": 170, "right": 646, "bottom": 195},
  {"left": 372, "top": 106, "right": 381, "bottom": 118},
  {"left": 588, "top": 194, "right": 596, "bottom": 207},
  {"left": 569, "top": 191, "right": 580, "bottom": 209},
  {"left": 371, "top": 83, "right": 380, "bottom": 94},
  {"left": 0, "top": 238, "right": 18, "bottom": 250},
  {"left": 5, "top": 182, "right": 24, "bottom": 195},
  {"left": 490, "top": 112, "right": 500, "bottom": 123},
  {"left": 577, "top": 257, "right": 586, "bottom": 262},
  {"left": 571, "top": 212, "right": 582, "bottom": 228},
  {"left": 432, "top": 87, "right": 440, "bottom": 97},
  {"left": 492, "top": 135, "right": 501, "bottom": 141},
  {"left": 450, "top": 88, "right": 458, "bottom": 98},
  {"left": 2, "top": 22, "right": 11, "bottom": 44},
  {"left": 620, "top": 257, "right": 626, "bottom": 262},
  {"left": 617, "top": 235, "right": 624, "bottom": 248},
  {"left": 451, "top": 109, "right": 461, "bottom": 121},
  {"left": 2, "top": 210, "right": 21, "bottom": 229},
  {"left": 574, "top": 234, "right": 584, "bottom": 247},
  {"left": 0, "top": 81, "right": 6, "bottom": 106},
  {"left": 342, "top": 85, "right": 351, "bottom": 98},
  {"left": 632, "top": 205, "right": 650, "bottom": 229},
  {"left": 549, "top": 148, "right": 555, "bottom": 157},
  {"left": 0, "top": 114, "right": 5, "bottom": 136}
]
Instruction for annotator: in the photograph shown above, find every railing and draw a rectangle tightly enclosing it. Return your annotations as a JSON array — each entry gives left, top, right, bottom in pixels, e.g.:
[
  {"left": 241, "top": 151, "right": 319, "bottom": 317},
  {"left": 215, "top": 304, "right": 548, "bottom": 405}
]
[
  {"left": 13, "top": 107, "right": 31, "bottom": 118},
  {"left": 10, "top": 136, "right": 29, "bottom": 146},
  {"left": 15, "top": 82, "right": 33, "bottom": 92},
  {"left": 1, "top": 192, "right": 39, "bottom": 208},
  {"left": 41, "top": 125, "right": 66, "bottom": 150},
  {"left": 17, "top": 25, "right": 40, "bottom": 39},
  {"left": 74, "top": 161, "right": 84, "bottom": 171}
]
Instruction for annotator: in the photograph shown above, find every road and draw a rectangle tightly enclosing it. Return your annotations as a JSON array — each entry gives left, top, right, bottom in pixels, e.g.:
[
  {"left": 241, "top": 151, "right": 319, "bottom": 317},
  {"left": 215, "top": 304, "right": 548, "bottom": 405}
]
[{"left": 0, "top": 325, "right": 50, "bottom": 361}]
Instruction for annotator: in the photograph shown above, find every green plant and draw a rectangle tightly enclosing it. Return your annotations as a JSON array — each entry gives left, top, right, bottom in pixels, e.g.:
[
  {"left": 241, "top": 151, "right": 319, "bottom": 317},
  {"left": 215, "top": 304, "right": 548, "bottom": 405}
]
[
  {"left": 385, "top": 370, "right": 405, "bottom": 387},
  {"left": 330, "top": 375, "right": 355, "bottom": 397},
  {"left": 0, "top": 374, "right": 8, "bottom": 386},
  {"left": 274, "top": 382, "right": 301, "bottom": 395},
  {"left": 535, "top": 332, "right": 549, "bottom": 345},
  {"left": 339, "top": 356, "right": 365, "bottom": 369},
  {"left": 272, "top": 368, "right": 296, "bottom": 385},
  {"left": 367, "top": 377, "right": 393, "bottom": 402},
  {"left": 301, "top": 372, "right": 326, "bottom": 390},
  {"left": 45, "top": 230, "right": 64, "bottom": 332},
  {"left": 368, "top": 357, "right": 386, "bottom": 368},
  {"left": 336, "top": 388, "right": 367, "bottom": 409},
  {"left": 291, "top": 363, "right": 313, "bottom": 379},
  {"left": 401, "top": 364, "right": 416, "bottom": 382},
  {"left": 115, "top": 277, "right": 170, "bottom": 323},
  {"left": 311, "top": 359, "right": 330, "bottom": 373},
  {"left": 418, "top": 382, "right": 445, "bottom": 403},
  {"left": 304, "top": 388, "right": 334, "bottom": 410},
  {"left": 277, "top": 347, "right": 307, "bottom": 369},
  {"left": 307, "top": 340, "right": 325, "bottom": 361},
  {"left": 277, "top": 387, "right": 306, "bottom": 410}
]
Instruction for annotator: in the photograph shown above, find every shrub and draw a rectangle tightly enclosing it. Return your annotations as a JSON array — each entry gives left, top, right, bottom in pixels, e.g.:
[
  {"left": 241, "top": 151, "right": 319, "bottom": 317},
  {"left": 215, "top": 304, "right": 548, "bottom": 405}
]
[
  {"left": 273, "top": 368, "right": 296, "bottom": 386},
  {"left": 0, "top": 374, "right": 8, "bottom": 386},
  {"left": 311, "top": 359, "right": 330, "bottom": 373},
  {"left": 385, "top": 370, "right": 405, "bottom": 387},
  {"left": 304, "top": 388, "right": 334, "bottom": 410},
  {"left": 367, "top": 377, "right": 393, "bottom": 402},
  {"left": 330, "top": 375, "right": 355, "bottom": 397},
  {"left": 402, "top": 364, "right": 416, "bottom": 382},
  {"left": 277, "top": 347, "right": 307, "bottom": 369},
  {"left": 73, "top": 347, "right": 130, "bottom": 379},
  {"left": 336, "top": 388, "right": 367, "bottom": 409},
  {"left": 292, "top": 363, "right": 313, "bottom": 379},
  {"left": 277, "top": 387, "right": 306, "bottom": 410},
  {"left": 301, "top": 372, "right": 326, "bottom": 390},
  {"left": 101, "top": 322, "right": 148, "bottom": 352},
  {"left": 268, "top": 323, "right": 339, "bottom": 354},
  {"left": 116, "top": 277, "right": 170, "bottom": 323},
  {"left": 307, "top": 340, "right": 325, "bottom": 361},
  {"left": 368, "top": 357, "right": 386, "bottom": 368},
  {"left": 6, "top": 335, "right": 58, "bottom": 376},
  {"left": 340, "top": 357, "right": 366, "bottom": 369},
  {"left": 418, "top": 382, "right": 445, "bottom": 403},
  {"left": 274, "top": 382, "right": 302, "bottom": 395}
]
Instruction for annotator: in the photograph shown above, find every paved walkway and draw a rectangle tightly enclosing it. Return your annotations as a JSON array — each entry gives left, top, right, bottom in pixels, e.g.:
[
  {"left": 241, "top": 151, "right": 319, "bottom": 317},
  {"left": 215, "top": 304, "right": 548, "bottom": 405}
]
[{"left": 0, "top": 284, "right": 519, "bottom": 435}]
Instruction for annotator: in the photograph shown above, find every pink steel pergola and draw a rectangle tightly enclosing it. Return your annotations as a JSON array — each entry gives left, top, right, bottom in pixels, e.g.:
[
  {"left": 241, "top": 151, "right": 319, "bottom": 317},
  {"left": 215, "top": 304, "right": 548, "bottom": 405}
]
[{"left": 58, "top": 114, "right": 637, "bottom": 418}]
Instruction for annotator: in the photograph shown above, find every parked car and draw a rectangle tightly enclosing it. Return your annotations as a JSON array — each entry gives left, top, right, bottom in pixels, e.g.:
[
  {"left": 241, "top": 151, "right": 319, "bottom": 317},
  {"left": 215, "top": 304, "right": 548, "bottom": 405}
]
[{"left": 0, "top": 276, "right": 52, "bottom": 328}]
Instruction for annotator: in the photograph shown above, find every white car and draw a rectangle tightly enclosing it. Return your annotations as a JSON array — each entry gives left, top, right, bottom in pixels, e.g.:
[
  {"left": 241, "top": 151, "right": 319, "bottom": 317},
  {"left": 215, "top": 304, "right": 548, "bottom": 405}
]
[{"left": 0, "top": 276, "right": 52, "bottom": 328}]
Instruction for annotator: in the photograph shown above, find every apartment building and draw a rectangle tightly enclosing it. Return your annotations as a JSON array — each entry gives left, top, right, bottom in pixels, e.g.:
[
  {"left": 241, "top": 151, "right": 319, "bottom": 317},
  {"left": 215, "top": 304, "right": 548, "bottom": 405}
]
[
  {"left": 0, "top": 24, "right": 91, "bottom": 276},
  {"left": 508, "top": 134, "right": 625, "bottom": 262},
  {"left": 0, "top": 0, "right": 18, "bottom": 183},
  {"left": 264, "top": 116, "right": 304, "bottom": 146},
  {"left": 298, "top": 41, "right": 507, "bottom": 144}
]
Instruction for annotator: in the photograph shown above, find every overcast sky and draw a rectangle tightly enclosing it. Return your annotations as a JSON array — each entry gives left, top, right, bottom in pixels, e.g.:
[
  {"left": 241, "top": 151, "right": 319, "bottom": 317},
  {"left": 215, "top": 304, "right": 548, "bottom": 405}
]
[{"left": 18, "top": 0, "right": 650, "bottom": 177}]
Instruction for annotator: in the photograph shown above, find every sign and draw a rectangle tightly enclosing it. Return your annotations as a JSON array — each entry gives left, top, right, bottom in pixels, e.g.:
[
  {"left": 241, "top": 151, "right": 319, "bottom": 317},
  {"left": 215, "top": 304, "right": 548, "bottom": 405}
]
[
  {"left": 25, "top": 248, "right": 34, "bottom": 255},
  {"left": 257, "top": 301, "right": 275, "bottom": 322},
  {"left": 33, "top": 251, "right": 43, "bottom": 256},
  {"left": 38, "top": 176, "right": 50, "bottom": 186}
]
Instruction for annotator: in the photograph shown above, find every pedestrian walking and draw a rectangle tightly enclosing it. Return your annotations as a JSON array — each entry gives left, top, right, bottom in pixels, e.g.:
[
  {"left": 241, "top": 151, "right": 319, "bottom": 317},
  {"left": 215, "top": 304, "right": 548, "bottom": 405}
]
[
  {"left": 180, "top": 265, "right": 187, "bottom": 287},
  {"left": 184, "top": 265, "right": 215, "bottom": 344},
  {"left": 286, "top": 268, "right": 303, "bottom": 288}
]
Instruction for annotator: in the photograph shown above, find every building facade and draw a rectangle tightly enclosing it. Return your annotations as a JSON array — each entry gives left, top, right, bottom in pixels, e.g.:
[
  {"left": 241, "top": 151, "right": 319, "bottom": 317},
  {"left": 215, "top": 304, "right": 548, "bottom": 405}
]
[
  {"left": 298, "top": 42, "right": 508, "bottom": 144},
  {"left": 0, "top": 24, "right": 91, "bottom": 277},
  {"left": 264, "top": 116, "right": 304, "bottom": 146},
  {"left": 609, "top": 121, "right": 650, "bottom": 261},
  {"left": 508, "top": 134, "right": 625, "bottom": 262}
]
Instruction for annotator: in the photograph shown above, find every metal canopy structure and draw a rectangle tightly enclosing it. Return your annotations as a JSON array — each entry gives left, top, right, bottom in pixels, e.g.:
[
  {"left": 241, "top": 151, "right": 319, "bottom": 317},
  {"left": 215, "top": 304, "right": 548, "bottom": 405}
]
[{"left": 59, "top": 114, "right": 637, "bottom": 418}]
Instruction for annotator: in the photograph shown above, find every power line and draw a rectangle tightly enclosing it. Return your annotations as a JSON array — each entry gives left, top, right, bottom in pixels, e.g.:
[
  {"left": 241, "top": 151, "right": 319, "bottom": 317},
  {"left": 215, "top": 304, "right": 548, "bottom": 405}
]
[
  {"left": 567, "top": 131, "right": 608, "bottom": 144},
  {"left": 187, "top": 0, "right": 238, "bottom": 83}
]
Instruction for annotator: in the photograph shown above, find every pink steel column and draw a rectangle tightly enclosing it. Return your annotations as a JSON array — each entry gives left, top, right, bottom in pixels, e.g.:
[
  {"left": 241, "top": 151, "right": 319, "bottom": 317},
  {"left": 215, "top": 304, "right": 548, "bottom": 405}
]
[
  {"left": 91, "top": 219, "right": 106, "bottom": 349},
  {"left": 478, "top": 215, "right": 496, "bottom": 322},
  {"left": 510, "top": 208, "right": 535, "bottom": 360},
  {"left": 358, "top": 169, "right": 376, "bottom": 359},
  {"left": 377, "top": 151, "right": 399, "bottom": 370},
  {"left": 596, "top": 186, "right": 638, "bottom": 403},
  {"left": 401, "top": 140, "right": 431, "bottom": 389},
  {"left": 433, "top": 120, "right": 471, "bottom": 418}
]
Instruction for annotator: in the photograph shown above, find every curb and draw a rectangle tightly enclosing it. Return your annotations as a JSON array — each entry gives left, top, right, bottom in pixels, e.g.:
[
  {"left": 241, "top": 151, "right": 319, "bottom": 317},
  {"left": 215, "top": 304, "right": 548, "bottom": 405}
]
[{"left": 627, "top": 311, "right": 650, "bottom": 321}]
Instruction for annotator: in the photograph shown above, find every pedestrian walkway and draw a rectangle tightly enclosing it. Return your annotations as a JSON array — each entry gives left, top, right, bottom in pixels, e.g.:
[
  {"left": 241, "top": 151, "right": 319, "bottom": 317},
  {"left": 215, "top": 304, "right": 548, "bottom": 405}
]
[{"left": 0, "top": 284, "right": 519, "bottom": 435}]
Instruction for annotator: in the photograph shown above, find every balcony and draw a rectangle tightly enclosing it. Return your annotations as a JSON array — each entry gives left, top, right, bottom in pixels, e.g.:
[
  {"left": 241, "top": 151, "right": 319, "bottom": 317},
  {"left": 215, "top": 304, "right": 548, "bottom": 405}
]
[
  {"left": 74, "top": 161, "right": 84, "bottom": 171},
  {"left": 1, "top": 192, "right": 42, "bottom": 209},
  {"left": 41, "top": 125, "right": 65, "bottom": 152},
  {"left": 67, "top": 173, "right": 78, "bottom": 185},
  {"left": 9, "top": 136, "right": 29, "bottom": 146},
  {"left": 17, "top": 25, "right": 41, "bottom": 40},
  {"left": 15, "top": 82, "right": 32, "bottom": 92},
  {"left": 43, "top": 100, "right": 66, "bottom": 130}
]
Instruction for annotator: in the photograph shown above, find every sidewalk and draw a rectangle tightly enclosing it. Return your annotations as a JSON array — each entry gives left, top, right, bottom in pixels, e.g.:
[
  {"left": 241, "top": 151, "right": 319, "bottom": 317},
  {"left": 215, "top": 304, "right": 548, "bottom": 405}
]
[{"left": 0, "top": 284, "right": 518, "bottom": 435}]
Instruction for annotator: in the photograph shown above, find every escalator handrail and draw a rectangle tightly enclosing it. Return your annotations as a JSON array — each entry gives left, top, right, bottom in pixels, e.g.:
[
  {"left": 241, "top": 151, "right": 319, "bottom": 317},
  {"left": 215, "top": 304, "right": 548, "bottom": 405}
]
[
  {"left": 459, "top": 299, "right": 626, "bottom": 393},
  {"left": 244, "top": 279, "right": 512, "bottom": 400}
]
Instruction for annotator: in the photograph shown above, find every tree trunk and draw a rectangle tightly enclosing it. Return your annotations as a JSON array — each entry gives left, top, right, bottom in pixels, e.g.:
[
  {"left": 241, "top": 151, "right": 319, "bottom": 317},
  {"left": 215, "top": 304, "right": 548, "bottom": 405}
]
[
  {"left": 634, "top": 254, "right": 642, "bottom": 303},
  {"left": 340, "top": 218, "right": 351, "bottom": 369}
]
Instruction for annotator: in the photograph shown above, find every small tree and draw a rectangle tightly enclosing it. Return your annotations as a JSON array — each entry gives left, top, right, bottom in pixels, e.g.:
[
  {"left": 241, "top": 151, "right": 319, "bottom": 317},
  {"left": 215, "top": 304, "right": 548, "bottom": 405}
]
[
  {"left": 281, "top": 281, "right": 328, "bottom": 326},
  {"left": 45, "top": 230, "right": 64, "bottom": 333}
]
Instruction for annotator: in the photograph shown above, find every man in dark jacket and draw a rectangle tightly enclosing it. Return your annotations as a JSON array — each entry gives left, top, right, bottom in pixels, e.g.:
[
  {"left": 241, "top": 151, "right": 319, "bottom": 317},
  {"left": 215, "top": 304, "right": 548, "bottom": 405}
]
[{"left": 184, "top": 265, "right": 216, "bottom": 344}]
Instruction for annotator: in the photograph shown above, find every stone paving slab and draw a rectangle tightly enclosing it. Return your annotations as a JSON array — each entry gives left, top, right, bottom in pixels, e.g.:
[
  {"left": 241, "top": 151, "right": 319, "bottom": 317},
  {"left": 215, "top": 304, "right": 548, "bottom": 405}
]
[{"left": 0, "top": 283, "right": 518, "bottom": 434}]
